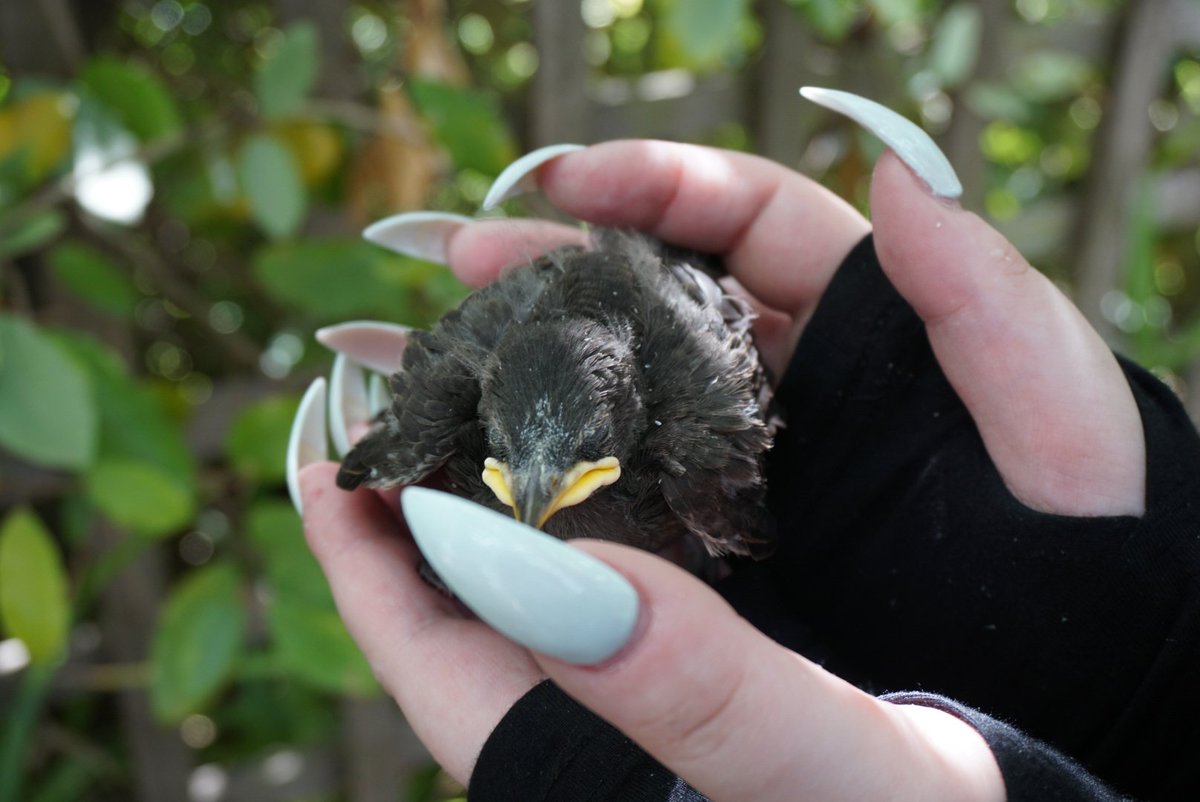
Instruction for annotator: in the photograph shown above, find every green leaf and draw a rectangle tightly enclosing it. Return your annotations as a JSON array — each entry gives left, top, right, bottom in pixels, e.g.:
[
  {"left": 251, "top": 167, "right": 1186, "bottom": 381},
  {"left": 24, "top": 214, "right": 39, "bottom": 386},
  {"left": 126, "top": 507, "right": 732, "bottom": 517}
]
[
  {"left": 267, "top": 599, "right": 376, "bottom": 696},
  {"left": 0, "top": 315, "right": 97, "bottom": 470},
  {"left": 226, "top": 395, "right": 300, "bottom": 486},
  {"left": 50, "top": 333, "right": 194, "bottom": 485},
  {"left": 965, "top": 82, "right": 1034, "bottom": 124},
  {"left": 867, "top": 0, "right": 924, "bottom": 27},
  {"left": 48, "top": 242, "right": 138, "bottom": 318},
  {"left": 237, "top": 133, "right": 306, "bottom": 239},
  {"left": 253, "top": 238, "right": 445, "bottom": 323},
  {"left": 255, "top": 22, "right": 319, "bottom": 120},
  {"left": 151, "top": 564, "right": 246, "bottom": 722},
  {"left": 0, "top": 211, "right": 66, "bottom": 260},
  {"left": 928, "top": 3, "right": 981, "bottom": 88},
  {"left": 0, "top": 508, "right": 70, "bottom": 664},
  {"left": 785, "top": 0, "right": 861, "bottom": 42},
  {"left": 247, "top": 501, "right": 333, "bottom": 608},
  {"left": 657, "top": 0, "right": 748, "bottom": 70},
  {"left": 408, "top": 80, "right": 517, "bottom": 176},
  {"left": 85, "top": 458, "right": 194, "bottom": 538},
  {"left": 1014, "top": 51, "right": 1094, "bottom": 103},
  {"left": 79, "top": 57, "right": 182, "bottom": 141}
]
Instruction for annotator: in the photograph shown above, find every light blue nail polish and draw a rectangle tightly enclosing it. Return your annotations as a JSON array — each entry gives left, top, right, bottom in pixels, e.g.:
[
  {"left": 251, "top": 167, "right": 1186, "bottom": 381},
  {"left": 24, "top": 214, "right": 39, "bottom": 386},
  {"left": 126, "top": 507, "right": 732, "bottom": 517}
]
[
  {"left": 286, "top": 378, "right": 328, "bottom": 516},
  {"left": 329, "top": 353, "right": 369, "bottom": 459},
  {"left": 401, "top": 487, "right": 639, "bottom": 665},
  {"left": 481, "top": 144, "right": 587, "bottom": 211},
  {"left": 362, "top": 211, "right": 473, "bottom": 263},
  {"left": 800, "top": 86, "right": 963, "bottom": 200}
]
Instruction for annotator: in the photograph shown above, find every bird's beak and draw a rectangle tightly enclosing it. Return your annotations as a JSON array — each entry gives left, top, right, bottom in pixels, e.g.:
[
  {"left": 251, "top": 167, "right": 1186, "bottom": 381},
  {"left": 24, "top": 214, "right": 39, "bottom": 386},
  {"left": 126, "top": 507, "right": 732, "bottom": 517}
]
[
  {"left": 514, "top": 466, "right": 556, "bottom": 529},
  {"left": 482, "top": 457, "right": 622, "bottom": 529}
]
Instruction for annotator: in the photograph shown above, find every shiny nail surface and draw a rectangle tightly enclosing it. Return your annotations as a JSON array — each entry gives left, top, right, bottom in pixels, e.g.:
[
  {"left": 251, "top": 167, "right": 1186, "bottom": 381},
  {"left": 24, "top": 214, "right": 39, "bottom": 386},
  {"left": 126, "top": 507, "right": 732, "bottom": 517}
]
[
  {"left": 401, "top": 487, "right": 639, "bottom": 665},
  {"left": 800, "top": 86, "right": 963, "bottom": 200},
  {"left": 329, "top": 354, "right": 369, "bottom": 458},
  {"left": 362, "top": 211, "right": 471, "bottom": 263},
  {"left": 367, "top": 373, "right": 390, "bottom": 417},
  {"left": 287, "top": 378, "right": 328, "bottom": 516},
  {"left": 481, "top": 144, "right": 586, "bottom": 210},
  {"left": 315, "top": 321, "right": 410, "bottom": 376}
]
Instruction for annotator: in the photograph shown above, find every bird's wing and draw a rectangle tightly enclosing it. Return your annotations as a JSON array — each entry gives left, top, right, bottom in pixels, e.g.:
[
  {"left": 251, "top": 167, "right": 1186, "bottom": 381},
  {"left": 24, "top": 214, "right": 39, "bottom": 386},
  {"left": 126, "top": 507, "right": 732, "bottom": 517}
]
[
  {"left": 638, "top": 256, "right": 776, "bottom": 558},
  {"left": 337, "top": 260, "right": 566, "bottom": 490}
]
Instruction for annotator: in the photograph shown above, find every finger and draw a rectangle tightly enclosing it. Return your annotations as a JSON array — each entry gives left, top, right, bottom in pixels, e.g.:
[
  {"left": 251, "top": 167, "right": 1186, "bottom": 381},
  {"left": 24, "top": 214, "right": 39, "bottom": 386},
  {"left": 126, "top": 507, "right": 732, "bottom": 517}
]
[
  {"left": 299, "top": 465, "right": 542, "bottom": 781},
  {"left": 540, "top": 541, "right": 1003, "bottom": 802},
  {"left": 399, "top": 489, "right": 1002, "bottom": 801},
  {"left": 537, "top": 140, "right": 871, "bottom": 317},
  {"left": 870, "top": 152, "right": 1145, "bottom": 516},
  {"left": 364, "top": 211, "right": 589, "bottom": 287},
  {"left": 445, "top": 218, "right": 591, "bottom": 286},
  {"left": 449, "top": 216, "right": 799, "bottom": 374}
]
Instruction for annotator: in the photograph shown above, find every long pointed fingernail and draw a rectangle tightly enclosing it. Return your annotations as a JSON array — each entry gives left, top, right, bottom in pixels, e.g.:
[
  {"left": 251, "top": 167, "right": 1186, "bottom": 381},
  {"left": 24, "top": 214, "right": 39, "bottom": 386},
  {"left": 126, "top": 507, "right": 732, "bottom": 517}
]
[
  {"left": 363, "top": 212, "right": 472, "bottom": 263},
  {"left": 400, "top": 487, "right": 639, "bottom": 665},
  {"left": 315, "top": 321, "right": 410, "bottom": 376},
  {"left": 329, "top": 354, "right": 370, "bottom": 458},
  {"left": 367, "top": 373, "right": 390, "bottom": 416},
  {"left": 287, "top": 378, "right": 328, "bottom": 516},
  {"left": 800, "top": 87, "right": 962, "bottom": 200},
  {"left": 482, "top": 144, "right": 586, "bottom": 211}
]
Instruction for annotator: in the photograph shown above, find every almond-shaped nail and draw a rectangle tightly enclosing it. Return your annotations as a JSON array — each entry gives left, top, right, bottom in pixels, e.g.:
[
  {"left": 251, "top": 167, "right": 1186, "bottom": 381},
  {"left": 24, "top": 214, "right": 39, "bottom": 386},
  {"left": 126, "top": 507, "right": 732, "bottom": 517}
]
[
  {"left": 367, "top": 373, "right": 390, "bottom": 416},
  {"left": 799, "top": 86, "right": 963, "bottom": 200},
  {"left": 363, "top": 211, "right": 472, "bottom": 263},
  {"left": 329, "top": 353, "right": 370, "bottom": 458},
  {"left": 287, "top": 378, "right": 328, "bottom": 516},
  {"left": 481, "top": 144, "right": 586, "bottom": 211},
  {"left": 400, "top": 487, "right": 639, "bottom": 665},
  {"left": 315, "top": 321, "right": 409, "bottom": 376}
]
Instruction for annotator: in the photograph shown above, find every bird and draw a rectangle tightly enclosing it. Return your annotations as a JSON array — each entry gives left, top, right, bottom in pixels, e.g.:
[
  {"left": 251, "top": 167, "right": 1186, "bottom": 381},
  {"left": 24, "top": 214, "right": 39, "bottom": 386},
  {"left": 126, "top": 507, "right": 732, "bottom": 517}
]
[{"left": 336, "top": 230, "right": 777, "bottom": 560}]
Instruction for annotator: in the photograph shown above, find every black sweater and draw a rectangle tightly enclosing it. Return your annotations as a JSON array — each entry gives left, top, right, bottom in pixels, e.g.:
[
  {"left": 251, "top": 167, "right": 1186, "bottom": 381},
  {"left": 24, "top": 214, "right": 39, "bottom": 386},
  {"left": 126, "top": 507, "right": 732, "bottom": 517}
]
[{"left": 469, "top": 237, "right": 1200, "bottom": 801}]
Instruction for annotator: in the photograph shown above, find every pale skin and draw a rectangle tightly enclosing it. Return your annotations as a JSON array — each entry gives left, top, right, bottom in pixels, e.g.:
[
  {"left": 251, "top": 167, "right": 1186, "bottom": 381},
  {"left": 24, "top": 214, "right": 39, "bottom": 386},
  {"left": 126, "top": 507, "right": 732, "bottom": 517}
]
[{"left": 299, "top": 143, "right": 1146, "bottom": 800}]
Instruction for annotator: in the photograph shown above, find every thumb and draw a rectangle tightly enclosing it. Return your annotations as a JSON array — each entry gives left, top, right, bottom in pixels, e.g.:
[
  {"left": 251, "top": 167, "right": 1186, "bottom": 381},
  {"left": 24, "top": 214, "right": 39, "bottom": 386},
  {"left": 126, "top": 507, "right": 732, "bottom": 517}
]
[
  {"left": 870, "top": 151, "right": 1144, "bottom": 517},
  {"left": 537, "top": 541, "right": 1002, "bottom": 802},
  {"left": 399, "top": 488, "right": 1002, "bottom": 802}
]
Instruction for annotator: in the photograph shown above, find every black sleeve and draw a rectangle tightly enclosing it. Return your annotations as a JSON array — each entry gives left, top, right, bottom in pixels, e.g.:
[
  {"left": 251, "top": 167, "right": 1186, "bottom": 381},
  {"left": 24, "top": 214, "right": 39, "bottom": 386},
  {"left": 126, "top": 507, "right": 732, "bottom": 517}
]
[{"left": 469, "top": 236, "right": 1200, "bottom": 801}]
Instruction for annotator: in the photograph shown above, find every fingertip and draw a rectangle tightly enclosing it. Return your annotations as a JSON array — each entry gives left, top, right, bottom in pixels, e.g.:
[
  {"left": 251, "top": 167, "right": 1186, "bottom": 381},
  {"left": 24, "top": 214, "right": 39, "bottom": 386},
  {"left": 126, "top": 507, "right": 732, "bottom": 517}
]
[
  {"left": 445, "top": 219, "right": 589, "bottom": 287},
  {"left": 298, "top": 461, "right": 340, "bottom": 509}
]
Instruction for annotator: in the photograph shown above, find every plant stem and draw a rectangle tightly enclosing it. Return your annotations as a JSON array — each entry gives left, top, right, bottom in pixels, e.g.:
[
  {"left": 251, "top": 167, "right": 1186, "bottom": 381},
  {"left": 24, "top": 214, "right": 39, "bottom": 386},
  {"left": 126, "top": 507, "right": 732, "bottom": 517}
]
[{"left": 0, "top": 663, "right": 55, "bottom": 802}]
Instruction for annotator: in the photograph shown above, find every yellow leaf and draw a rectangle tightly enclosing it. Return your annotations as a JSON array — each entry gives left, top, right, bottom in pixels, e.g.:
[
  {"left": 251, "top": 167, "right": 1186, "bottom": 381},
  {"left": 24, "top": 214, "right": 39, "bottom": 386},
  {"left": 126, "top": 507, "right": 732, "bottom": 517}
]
[{"left": 0, "top": 93, "right": 74, "bottom": 179}]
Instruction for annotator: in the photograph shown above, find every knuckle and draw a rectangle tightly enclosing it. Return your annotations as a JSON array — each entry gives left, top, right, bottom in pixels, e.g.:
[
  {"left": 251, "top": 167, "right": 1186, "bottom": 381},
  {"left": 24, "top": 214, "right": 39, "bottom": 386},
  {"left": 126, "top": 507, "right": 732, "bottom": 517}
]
[{"left": 643, "top": 660, "right": 750, "bottom": 765}]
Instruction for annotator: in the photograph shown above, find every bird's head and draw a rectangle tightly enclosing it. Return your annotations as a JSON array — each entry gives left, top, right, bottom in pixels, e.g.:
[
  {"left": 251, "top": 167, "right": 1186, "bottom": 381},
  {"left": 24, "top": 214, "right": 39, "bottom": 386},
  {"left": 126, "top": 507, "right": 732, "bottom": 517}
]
[{"left": 478, "top": 318, "right": 644, "bottom": 528}]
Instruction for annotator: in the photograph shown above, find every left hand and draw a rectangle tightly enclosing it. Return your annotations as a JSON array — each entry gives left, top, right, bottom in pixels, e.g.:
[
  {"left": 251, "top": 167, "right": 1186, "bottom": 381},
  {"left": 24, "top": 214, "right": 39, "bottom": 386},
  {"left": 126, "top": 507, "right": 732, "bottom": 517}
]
[{"left": 300, "top": 464, "right": 1005, "bottom": 800}]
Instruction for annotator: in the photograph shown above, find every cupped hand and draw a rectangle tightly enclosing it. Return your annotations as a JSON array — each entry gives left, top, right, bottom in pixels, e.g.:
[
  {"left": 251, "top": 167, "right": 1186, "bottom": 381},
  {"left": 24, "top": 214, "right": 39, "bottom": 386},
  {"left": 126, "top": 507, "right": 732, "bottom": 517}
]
[
  {"left": 299, "top": 100, "right": 1146, "bottom": 797},
  {"left": 301, "top": 467, "right": 1005, "bottom": 800},
  {"left": 448, "top": 139, "right": 1144, "bottom": 517}
]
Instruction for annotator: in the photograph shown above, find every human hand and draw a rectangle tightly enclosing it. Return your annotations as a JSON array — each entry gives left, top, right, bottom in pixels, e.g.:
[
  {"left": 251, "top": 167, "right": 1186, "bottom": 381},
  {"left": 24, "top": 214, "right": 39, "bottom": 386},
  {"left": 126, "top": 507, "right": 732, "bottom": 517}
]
[
  {"left": 297, "top": 469, "right": 1005, "bottom": 799},
  {"left": 290, "top": 88, "right": 1145, "bottom": 796}
]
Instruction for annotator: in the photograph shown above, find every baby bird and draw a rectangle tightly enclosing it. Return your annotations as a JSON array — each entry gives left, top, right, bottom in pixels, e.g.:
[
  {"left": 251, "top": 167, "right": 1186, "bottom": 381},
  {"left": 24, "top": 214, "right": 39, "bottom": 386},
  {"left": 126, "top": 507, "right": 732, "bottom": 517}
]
[{"left": 337, "top": 231, "right": 776, "bottom": 559}]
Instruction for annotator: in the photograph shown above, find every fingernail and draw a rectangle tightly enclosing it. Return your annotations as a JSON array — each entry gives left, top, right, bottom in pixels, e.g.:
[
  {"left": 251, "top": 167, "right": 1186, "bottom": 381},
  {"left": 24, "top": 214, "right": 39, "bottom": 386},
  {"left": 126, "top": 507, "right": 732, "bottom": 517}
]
[
  {"left": 362, "top": 211, "right": 472, "bottom": 263},
  {"left": 329, "top": 354, "right": 369, "bottom": 458},
  {"left": 287, "top": 378, "right": 328, "bottom": 516},
  {"left": 367, "top": 373, "right": 390, "bottom": 416},
  {"left": 315, "top": 321, "right": 410, "bottom": 376},
  {"left": 482, "top": 144, "right": 587, "bottom": 211},
  {"left": 799, "top": 87, "right": 963, "bottom": 200},
  {"left": 400, "top": 487, "right": 639, "bottom": 665}
]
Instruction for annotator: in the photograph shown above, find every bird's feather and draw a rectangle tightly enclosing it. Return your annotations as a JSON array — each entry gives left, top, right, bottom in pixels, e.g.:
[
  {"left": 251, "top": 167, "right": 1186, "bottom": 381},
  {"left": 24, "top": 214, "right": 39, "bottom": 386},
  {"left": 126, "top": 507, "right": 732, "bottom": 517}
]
[{"left": 339, "top": 230, "right": 777, "bottom": 559}]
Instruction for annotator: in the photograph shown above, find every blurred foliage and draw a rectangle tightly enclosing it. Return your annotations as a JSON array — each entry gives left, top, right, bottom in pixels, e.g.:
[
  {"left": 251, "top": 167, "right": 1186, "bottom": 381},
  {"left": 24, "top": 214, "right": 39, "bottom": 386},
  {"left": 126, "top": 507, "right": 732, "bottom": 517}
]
[{"left": 0, "top": 0, "right": 1197, "bottom": 800}]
